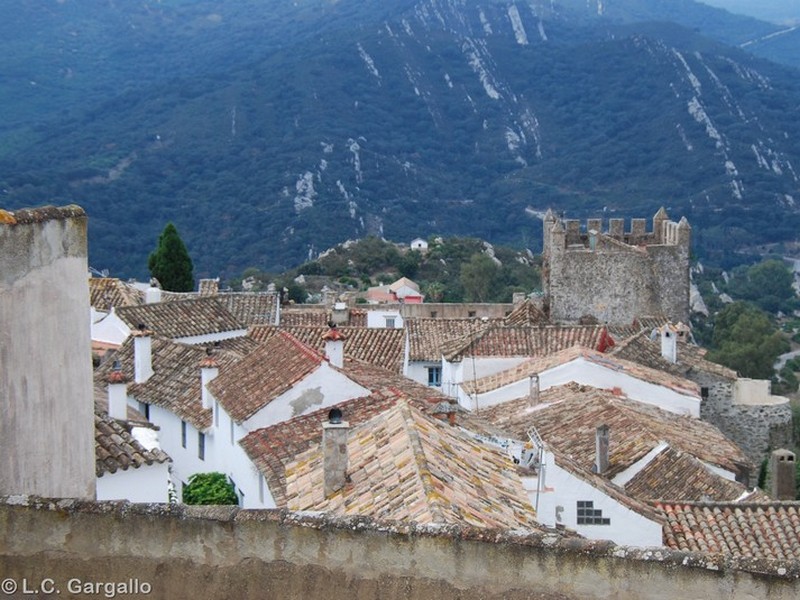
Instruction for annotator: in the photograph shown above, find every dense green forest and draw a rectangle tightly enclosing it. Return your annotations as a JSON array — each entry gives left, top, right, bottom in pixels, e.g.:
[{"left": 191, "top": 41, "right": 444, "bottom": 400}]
[{"left": 1, "top": 0, "right": 800, "bottom": 279}]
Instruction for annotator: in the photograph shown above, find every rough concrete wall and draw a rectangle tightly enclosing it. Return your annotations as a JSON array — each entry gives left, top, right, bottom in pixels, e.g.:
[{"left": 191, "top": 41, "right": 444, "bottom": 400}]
[
  {"left": 698, "top": 374, "right": 793, "bottom": 467},
  {"left": 1, "top": 498, "right": 798, "bottom": 600},
  {"left": 0, "top": 206, "right": 95, "bottom": 499}
]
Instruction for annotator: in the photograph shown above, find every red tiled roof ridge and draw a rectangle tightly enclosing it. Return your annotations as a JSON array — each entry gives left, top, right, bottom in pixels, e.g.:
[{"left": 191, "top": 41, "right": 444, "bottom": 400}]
[{"left": 278, "top": 329, "right": 324, "bottom": 363}]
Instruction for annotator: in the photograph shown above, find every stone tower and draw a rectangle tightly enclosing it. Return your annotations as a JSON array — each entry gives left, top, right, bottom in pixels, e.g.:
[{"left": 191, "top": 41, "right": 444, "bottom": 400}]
[
  {"left": 0, "top": 205, "right": 96, "bottom": 498},
  {"left": 542, "top": 207, "right": 691, "bottom": 325}
]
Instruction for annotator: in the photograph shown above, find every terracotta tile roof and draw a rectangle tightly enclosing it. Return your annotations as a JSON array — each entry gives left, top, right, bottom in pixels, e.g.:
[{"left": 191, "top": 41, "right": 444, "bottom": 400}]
[
  {"left": 207, "top": 331, "right": 325, "bottom": 423},
  {"left": 88, "top": 277, "right": 143, "bottom": 310},
  {"left": 247, "top": 325, "right": 405, "bottom": 372},
  {"left": 623, "top": 446, "right": 753, "bottom": 502},
  {"left": 94, "top": 413, "right": 170, "bottom": 477},
  {"left": 504, "top": 299, "right": 549, "bottom": 327},
  {"left": 95, "top": 337, "right": 245, "bottom": 430},
  {"left": 285, "top": 401, "right": 538, "bottom": 529},
  {"left": 442, "top": 324, "right": 610, "bottom": 361},
  {"left": 611, "top": 330, "right": 737, "bottom": 380},
  {"left": 460, "top": 345, "right": 700, "bottom": 398},
  {"left": 606, "top": 316, "right": 670, "bottom": 340},
  {"left": 240, "top": 388, "right": 416, "bottom": 506},
  {"left": 479, "top": 383, "right": 751, "bottom": 478},
  {"left": 217, "top": 292, "right": 279, "bottom": 326},
  {"left": 405, "top": 318, "right": 502, "bottom": 361},
  {"left": 658, "top": 502, "right": 800, "bottom": 560},
  {"left": 115, "top": 297, "right": 244, "bottom": 339}
]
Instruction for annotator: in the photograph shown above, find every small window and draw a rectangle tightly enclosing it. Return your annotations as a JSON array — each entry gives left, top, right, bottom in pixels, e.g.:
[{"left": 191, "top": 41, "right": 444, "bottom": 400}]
[
  {"left": 468, "top": 311, "right": 476, "bottom": 318},
  {"left": 198, "top": 432, "right": 206, "bottom": 461},
  {"left": 576, "top": 500, "right": 610, "bottom": 525},
  {"left": 181, "top": 421, "right": 187, "bottom": 449},
  {"left": 385, "top": 316, "right": 396, "bottom": 328},
  {"left": 138, "top": 401, "right": 150, "bottom": 420},
  {"left": 427, "top": 366, "right": 442, "bottom": 387},
  {"left": 701, "top": 387, "right": 709, "bottom": 399},
  {"left": 430, "top": 311, "right": 438, "bottom": 318}
]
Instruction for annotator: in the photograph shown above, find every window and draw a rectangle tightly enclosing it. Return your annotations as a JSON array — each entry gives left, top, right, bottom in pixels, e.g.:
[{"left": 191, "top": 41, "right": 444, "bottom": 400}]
[
  {"left": 385, "top": 316, "right": 396, "bottom": 328},
  {"left": 430, "top": 311, "right": 438, "bottom": 318},
  {"left": 576, "top": 500, "right": 610, "bottom": 525},
  {"left": 427, "top": 366, "right": 442, "bottom": 387},
  {"left": 701, "top": 387, "right": 709, "bottom": 399},
  {"left": 181, "top": 421, "right": 187, "bottom": 449},
  {"left": 138, "top": 401, "right": 150, "bottom": 420},
  {"left": 198, "top": 432, "right": 205, "bottom": 461},
  {"left": 468, "top": 311, "right": 476, "bottom": 318}
]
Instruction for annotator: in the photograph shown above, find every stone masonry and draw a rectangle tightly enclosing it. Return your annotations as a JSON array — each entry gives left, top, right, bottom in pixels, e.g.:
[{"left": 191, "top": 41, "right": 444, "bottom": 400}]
[{"left": 543, "top": 208, "right": 691, "bottom": 326}]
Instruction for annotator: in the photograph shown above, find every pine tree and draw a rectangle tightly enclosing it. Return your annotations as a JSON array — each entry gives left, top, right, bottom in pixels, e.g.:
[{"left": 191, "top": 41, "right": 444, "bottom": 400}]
[{"left": 148, "top": 223, "right": 195, "bottom": 292}]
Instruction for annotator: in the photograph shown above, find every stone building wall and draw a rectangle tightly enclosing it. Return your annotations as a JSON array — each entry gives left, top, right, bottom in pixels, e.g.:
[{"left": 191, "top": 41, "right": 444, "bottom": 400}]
[
  {"left": 543, "top": 210, "right": 690, "bottom": 325},
  {"left": 1, "top": 498, "right": 798, "bottom": 600},
  {"left": 697, "top": 372, "right": 794, "bottom": 468},
  {"left": 0, "top": 206, "right": 95, "bottom": 499}
]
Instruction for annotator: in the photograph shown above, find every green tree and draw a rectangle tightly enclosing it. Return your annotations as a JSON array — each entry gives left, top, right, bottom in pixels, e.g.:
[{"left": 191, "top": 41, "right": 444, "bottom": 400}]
[
  {"left": 460, "top": 253, "right": 499, "bottom": 303},
  {"left": 707, "top": 302, "right": 788, "bottom": 379},
  {"left": 726, "top": 259, "right": 796, "bottom": 314},
  {"left": 148, "top": 223, "right": 195, "bottom": 292},
  {"left": 182, "top": 472, "right": 238, "bottom": 505}
]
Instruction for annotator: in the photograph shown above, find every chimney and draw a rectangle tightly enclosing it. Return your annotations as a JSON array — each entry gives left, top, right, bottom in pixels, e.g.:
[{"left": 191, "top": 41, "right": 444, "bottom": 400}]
[
  {"left": 771, "top": 449, "right": 796, "bottom": 500},
  {"left": 199, "top": 347, "right": 220, "bottom": 410},
  {"left": 323, "top": 408, "right": 349, "bottom": 497},
  {"left": 431, "top": 401, "right": 457, "bottom": 426},
  {"left": 594, "top": 425, "right": 610, "bottom": 475},
  {"left": 660, "top": 326, "right": 677, "bottom": 363},
  {"left": 107, "top": 361, "right": 129, "bottom": 420},
  {"left": 322, "top": 325, "right": 346, "bottom": 369},
  {"left": 133, "top": 324, "right": 153, "bottom": 383},
  {"left": 528, "top": 374, "right": 540, "bottom": 407},
  {"left": 145, "top": 281, "right": 162, "bottom": 304}
]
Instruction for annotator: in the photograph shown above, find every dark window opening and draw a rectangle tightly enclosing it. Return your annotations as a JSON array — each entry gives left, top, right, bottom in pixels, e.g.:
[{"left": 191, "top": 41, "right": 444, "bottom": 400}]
[
  {"left": 577, "top": 500, "right": 610, "bottom": 525},
  {"left": 427, "top": 366, "right": 442, "bottom": 387}
]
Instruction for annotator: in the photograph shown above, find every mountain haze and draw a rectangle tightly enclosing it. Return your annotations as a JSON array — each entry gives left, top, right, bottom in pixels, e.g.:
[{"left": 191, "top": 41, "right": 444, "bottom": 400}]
[{"left": 1, "top": 0, "right": 799, "bottom": 278}]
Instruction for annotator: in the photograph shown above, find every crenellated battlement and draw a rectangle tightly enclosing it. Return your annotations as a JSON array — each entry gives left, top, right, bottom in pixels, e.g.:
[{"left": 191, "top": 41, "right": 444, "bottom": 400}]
[{"left": 544, "top": 208, "right": 690, "bottom": 254}]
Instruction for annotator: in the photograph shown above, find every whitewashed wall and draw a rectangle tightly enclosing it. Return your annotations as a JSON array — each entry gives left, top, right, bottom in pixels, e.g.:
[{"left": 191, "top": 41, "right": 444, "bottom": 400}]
[{"left": 96, "top": 462, "right": 170, "bottom": 503}]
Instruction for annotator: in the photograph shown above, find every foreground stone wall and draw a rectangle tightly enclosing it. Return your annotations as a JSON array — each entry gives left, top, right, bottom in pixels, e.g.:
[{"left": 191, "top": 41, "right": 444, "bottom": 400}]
[{"left": 1, "top": 498, "right": 798, "bottom": 599}]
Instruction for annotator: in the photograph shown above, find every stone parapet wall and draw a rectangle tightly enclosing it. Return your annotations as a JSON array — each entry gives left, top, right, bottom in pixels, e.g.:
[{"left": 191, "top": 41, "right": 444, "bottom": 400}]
[{"left": 1, "top": 497, "right": 798, "bottom": 599}]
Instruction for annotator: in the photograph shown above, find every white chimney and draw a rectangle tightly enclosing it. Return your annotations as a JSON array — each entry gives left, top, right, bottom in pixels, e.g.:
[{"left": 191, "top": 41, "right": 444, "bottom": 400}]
[
  {"left": 107, "top": 362, "right": 129, "bottom": 420},
  {"left": 660, "top": 327, "right": 677, "bottom": 364},
  {"left": 322, "top": 326, "right": 346, "bottom": 369},
  {"left": 594, "top": 424, "right": 609, "bottom": 475},
  {"left": 199, "top": 350, "right": 219, "bottom": 410},
  {"left": 528, "top": 374, "right": 540, "bottom": 407},
  {"left": 323, "top": 408, "right": 349, "bottom": 497},
  {"left": 133, "top": 325, "right": 153, "bottom": 383},
  {"left": 145, "top": 284, "right": 162, "bottom": 304}
]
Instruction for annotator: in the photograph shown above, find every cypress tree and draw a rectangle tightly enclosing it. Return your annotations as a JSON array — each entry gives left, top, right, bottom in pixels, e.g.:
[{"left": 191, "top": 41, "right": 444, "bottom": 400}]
[{"left": 148, "top": 223, "right": 195, "bottom": 292}]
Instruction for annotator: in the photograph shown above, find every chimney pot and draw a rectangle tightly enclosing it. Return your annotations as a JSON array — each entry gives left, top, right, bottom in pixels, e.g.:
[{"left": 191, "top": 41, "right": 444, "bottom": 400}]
[
  {"left": 133, "top": 327, "right": 153, "bottom": 383},
  {"left": 528, "top": 374, "right": 540, "bottom": 407},
  {"left": 323, "top": 417, "right": 349, "bottom": 497},
  {"left": 771, "top": 449, "right": 796, "bottom": 500},
  {"left": 594, "top": 425, "right": 610, "bottom": 475}
]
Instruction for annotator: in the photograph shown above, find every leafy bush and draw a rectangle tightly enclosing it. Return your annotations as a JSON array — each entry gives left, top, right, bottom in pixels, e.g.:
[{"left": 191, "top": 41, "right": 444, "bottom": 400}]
[{"left": 182, "top": 472, "right": 238, "bottom": 506}]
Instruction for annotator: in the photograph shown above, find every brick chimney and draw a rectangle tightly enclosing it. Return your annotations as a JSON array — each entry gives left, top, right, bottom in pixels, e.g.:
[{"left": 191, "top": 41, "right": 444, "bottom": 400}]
[
  {"left": 771, "top": 449, "right": 796, "bottom": 500},
  {"left": 528, "top": 374, "right": 540, "bottom": 407},
  {"left": 323, "top": 408, "right": 349, "bottom": 497},
  {"left": 133, "top": 324, "right": 153, "bottom": 383},
  {"left": 106, "top": 361, "right": 129, "bottom": 420},
  {"left": 322, "top": 325, "right": 346, "bottom": 369},
  {"left": 199, "top": 348, "right": 219, "bottom": 410},
  {"left": 594, "top": 424, "right": 610, "bottom": 474},
  {"left": 431, "top": 401, "right": 457, "bottom": 426},
  {"left": 660, "top": 326, "right": 677, "bottom": 364}
]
